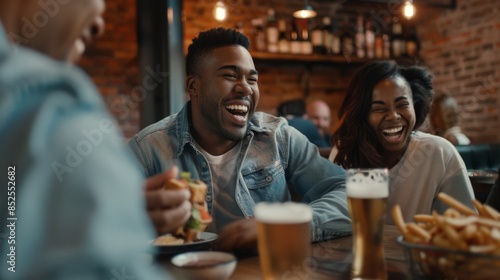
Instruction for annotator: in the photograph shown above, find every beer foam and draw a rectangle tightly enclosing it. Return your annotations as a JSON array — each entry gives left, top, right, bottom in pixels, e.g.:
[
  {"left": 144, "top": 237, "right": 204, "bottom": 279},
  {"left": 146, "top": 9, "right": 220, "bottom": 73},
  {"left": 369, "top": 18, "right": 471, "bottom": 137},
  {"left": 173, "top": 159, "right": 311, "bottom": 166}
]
[
  {"left": 346, "top": 169, "right": 388, "bottom": 198},
  {"left": 254, "top": 202, "right": 313, "bottom": 224}
]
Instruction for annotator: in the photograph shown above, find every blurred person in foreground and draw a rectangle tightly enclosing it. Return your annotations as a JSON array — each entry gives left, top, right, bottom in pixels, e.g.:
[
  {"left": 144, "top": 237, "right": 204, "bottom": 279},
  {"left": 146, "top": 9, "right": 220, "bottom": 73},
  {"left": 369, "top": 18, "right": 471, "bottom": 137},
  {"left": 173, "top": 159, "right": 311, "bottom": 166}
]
[
  {"left": 0, "top": 1, "right": 189, "bottom": 279},
  {"left": 328, "top": 60, "right": 474, "bottom": 224},
  {"left": 306, "top": 99, "right": 332, "bottom": 147},
  {"left": 430, "top": 94, "right": 471, "bottom": 145},
  {"left": 128, "top": 27, "right": 351, "bottom": 252}
]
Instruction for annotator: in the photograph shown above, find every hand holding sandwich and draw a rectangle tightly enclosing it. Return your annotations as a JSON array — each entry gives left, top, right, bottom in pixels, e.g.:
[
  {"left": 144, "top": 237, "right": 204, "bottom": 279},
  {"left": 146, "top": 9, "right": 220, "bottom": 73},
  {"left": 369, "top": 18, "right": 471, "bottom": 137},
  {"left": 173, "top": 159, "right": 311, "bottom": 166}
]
[
  {"left": 163, "top": 171, "right": 213, "bottom": 243},
  {"left": 144, "top": 166, "right": 192, "bottom": 235}
]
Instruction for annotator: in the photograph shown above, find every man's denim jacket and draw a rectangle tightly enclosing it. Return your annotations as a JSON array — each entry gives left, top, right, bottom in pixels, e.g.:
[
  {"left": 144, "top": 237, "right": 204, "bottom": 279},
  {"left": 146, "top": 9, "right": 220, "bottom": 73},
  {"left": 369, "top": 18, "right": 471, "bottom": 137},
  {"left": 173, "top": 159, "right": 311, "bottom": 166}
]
[{"left": 128, "top": 103, "right": 352, "bottom": 241}]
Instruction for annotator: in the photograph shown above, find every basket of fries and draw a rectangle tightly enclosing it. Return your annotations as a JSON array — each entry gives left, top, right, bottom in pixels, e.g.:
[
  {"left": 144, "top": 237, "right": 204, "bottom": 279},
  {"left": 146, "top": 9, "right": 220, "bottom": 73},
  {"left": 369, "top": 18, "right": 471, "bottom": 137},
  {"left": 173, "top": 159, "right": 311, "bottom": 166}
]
[{"left": 393, "top": 193, "right": 500, "bottom": 280}]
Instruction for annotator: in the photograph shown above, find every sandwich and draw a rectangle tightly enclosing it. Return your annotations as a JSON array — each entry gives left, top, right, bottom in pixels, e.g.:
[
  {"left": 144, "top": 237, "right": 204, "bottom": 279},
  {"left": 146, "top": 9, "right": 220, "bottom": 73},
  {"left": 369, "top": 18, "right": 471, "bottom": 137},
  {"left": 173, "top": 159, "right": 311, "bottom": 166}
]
[{"left": 164, "top": 172, "right": 212, "bottom": 243}]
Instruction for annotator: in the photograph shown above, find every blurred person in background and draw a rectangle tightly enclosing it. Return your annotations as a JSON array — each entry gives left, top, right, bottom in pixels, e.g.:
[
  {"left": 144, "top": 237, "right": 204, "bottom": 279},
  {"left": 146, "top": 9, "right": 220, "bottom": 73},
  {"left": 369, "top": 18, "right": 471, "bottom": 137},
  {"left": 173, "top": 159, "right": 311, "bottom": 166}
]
[
  {"left": 329, "top": 60, "right": 474, "bottom": 225},
  {"left": 430, "top": 94, "right": 471, "bottom": 145},
  {"left": 306, "top": 99, "right": 332, "bottom": 146},
  {"left": 0, "top": 1, "right": 188, "bottom": 279},
  {"left": 277, "top": 99, "right": 329, "bottom": 148}
]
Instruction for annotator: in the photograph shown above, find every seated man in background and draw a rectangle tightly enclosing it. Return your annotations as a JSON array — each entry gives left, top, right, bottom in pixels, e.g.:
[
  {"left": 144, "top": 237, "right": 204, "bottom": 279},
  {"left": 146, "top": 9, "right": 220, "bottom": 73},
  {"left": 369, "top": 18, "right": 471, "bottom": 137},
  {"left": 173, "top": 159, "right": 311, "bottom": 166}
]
[
  {"left": 0, "top": 1, "right": 189, "bottom": 279},
  {"left": 306, "top": 99, "right": 333, "bottom": 146},
  {"left": 277, "top": 99, "right": 330, "bottom": 147},
  {"left": 430, "top": 94, "right": 471, "bottom": 145},
  {"left": 128, "top": 27, "right": 351, "bottom": 252}
]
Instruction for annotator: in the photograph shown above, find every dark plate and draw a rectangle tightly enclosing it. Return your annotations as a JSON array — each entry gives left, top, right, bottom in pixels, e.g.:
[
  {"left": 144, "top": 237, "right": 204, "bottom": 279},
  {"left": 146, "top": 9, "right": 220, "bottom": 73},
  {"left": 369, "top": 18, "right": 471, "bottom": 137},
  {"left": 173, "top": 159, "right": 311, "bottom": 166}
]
[
  {"left": 468, "top": 170, "right": 498, "bottom": 184},
  {"left": 153, "top": 232, "right": 218, "bottom": 256}
]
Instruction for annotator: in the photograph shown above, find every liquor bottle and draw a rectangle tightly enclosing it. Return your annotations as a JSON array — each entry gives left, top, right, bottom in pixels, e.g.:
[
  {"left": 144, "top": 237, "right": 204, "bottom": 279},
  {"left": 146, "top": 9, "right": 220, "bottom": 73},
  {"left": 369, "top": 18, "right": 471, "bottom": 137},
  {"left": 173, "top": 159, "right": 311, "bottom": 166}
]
[
  {"left": 331, "top": 19, "right": 341, "bottom": 56},
  {"left": 405, "top": 24, "right": 419, "bottom": 57},
  {"left": 374, "top": 26, "right": 384, "bottom": 59},
  {"left": 266, "top": 8, "right": 279, "bottom": 53},
  {"left": 300, "top": 23, "right": 313, "bottom": 55},
  {"left": 382, "top": 23, "right": 391, "bottom": 59},
  {"left": 391, "top": 16, "right": 405, "bottom": 58},
  {"left": 290, "top": 21, "right": 301, "bottom": 54},
  {"left": 365, "top": 20, "right": 375, "bottom": 59},
  {"left": 341, "top": 21, "right": 354, "bottom": 57},
  {"left": 354, "top": 14, "right": 365, "bottom": 58},
  {"left": 310, "top": 18, "right": 325, "bottom": 55},
  {"left": 278, "top": 19, "right": 290, "bottom": 54},
  {"left": 251, "top": 18, "right": 266, "bottom": 52},
  {"left": 321, "top": 17, "right": 332, "bottom": 55}
]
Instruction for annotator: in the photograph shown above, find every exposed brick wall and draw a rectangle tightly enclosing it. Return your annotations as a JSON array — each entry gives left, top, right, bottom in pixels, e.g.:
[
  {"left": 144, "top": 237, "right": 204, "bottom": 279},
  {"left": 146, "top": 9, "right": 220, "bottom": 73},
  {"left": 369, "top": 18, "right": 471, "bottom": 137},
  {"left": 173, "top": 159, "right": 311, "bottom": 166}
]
[
  {"left": 79, "top": 0, "right": 140, "bottom": 139},
  {"left": 79, "top": 0, "right": 500, "bottom": 143},
  {"left": 418, "top": 0, "right": 500, "bottom": 143}
]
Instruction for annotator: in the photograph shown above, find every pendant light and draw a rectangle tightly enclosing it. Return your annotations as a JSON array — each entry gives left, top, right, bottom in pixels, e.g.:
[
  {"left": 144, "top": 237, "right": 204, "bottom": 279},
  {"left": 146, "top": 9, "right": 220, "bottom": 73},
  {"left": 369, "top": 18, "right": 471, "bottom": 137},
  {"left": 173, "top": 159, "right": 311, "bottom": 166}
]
[
  {"left": 213, "top": 0, "right": 227, "bottom": 22},
  {"left": 403, "top": 0, "right": 415, "bottom": 19},
  {"left": 293, "top": 0, "right": 317, "bottom": 19}
]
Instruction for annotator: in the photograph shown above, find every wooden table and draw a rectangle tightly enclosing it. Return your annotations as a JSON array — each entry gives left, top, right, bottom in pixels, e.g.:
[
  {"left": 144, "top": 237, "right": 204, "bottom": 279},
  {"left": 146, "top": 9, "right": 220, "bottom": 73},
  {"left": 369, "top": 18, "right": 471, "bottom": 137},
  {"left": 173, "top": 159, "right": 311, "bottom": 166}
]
[{"left": 230, "top": 225, "right": 411, "bottom": 280}]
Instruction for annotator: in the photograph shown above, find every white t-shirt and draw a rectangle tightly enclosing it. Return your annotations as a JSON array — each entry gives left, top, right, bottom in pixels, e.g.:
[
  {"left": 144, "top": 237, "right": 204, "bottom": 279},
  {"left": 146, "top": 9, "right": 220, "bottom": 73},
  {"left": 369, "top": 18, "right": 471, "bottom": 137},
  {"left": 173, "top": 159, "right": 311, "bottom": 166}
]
[
  {"left": 196, "top": 142, "right": 245, "bottom": 233},
  {"left": 329, "top": 131, "right": 475, "bottom": 224}
]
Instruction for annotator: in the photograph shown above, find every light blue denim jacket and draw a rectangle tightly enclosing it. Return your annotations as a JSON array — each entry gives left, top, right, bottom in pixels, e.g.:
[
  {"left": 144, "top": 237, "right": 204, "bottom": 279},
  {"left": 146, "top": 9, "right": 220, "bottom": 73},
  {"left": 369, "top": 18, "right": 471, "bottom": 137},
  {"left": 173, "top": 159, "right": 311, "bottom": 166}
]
[
  {"left": 0, "top": 24, "right": 167, "bottom": 280},
  {"left": 128, "top": 103, "right": 352, "bottom": 241}
]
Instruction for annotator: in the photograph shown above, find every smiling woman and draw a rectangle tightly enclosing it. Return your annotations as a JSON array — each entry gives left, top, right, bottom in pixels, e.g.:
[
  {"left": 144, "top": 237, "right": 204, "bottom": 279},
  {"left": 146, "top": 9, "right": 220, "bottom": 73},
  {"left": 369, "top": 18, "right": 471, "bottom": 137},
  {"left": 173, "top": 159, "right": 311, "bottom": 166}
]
[
  {"left": 328, "top": 60, "right": 475, "bottom": 225},
  {"left": 367, "top": 76, "right": 416, "bottom": 167},
  {"left": 330, "top": 61, "right": 433, "bottom": 169}
]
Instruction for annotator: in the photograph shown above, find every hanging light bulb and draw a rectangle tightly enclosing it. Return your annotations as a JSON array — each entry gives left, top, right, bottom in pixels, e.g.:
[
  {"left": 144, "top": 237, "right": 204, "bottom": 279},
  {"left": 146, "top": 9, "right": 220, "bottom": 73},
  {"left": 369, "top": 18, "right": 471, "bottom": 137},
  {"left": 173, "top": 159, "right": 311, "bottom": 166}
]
[
  {"left": 293, "top": 0, "right": 317, "bottom": 19},
  {"left": 403, "top": 0, "right": 415, "bottom": 19},
  {"left": 213, "top": 0, "right": 227, "bottom": 22}
]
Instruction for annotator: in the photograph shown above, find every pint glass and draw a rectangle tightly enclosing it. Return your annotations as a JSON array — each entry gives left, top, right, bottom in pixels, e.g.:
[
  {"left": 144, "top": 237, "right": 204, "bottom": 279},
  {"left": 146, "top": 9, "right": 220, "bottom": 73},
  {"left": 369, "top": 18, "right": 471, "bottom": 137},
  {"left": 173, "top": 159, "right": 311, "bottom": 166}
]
[
  {"left": 346, "top": 168, "right": 389, "bottom": 280},
  {"left": 255, "top": 202, "right": 312, "bottom": 280}
]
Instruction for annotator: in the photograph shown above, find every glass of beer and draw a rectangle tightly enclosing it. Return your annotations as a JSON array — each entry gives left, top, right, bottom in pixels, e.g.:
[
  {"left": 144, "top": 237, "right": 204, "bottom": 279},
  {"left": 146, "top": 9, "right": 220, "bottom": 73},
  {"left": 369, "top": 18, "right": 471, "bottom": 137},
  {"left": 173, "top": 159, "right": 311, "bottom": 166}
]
[
  {"left": 346, "top": 168, "right": 389, "bottom": 280},
  {"left": 254, "top": 202, "right": 313, "bottom": 280}
]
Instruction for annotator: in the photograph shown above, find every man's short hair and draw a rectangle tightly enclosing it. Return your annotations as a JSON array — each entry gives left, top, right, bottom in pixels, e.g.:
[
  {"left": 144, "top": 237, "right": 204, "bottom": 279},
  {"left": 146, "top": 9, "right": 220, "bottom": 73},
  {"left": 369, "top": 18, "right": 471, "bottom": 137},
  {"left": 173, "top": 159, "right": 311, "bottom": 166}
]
[{"left": 186, "top": 27, "right": 250, "bottom": 76}]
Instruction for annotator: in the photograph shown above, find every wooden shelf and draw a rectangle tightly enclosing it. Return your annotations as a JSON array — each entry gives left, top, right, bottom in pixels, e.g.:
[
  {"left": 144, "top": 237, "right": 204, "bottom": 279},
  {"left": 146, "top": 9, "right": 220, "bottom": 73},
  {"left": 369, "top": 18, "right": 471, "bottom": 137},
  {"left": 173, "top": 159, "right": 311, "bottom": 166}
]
[{"left": 251, "top": 51, "right": 371, "bottom": 65}]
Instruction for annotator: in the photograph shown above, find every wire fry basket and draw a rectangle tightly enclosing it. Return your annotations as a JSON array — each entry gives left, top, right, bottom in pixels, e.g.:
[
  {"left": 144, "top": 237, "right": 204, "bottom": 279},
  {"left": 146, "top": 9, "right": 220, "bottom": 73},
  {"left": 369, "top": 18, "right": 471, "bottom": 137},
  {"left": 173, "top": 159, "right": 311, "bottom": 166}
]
[{"left": 397, "top": 236, "right": 500, "bottom": 280}]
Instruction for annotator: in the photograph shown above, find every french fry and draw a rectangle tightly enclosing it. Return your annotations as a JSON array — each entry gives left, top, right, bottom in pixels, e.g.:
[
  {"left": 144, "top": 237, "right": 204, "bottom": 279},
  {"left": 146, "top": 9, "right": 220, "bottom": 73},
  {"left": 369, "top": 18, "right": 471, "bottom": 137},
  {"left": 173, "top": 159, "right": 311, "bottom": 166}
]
[
  {"left": 491, "top": 228, "right": 500, "bottom": 241},
  {"left": 472, "top": 199, "right": 488, "bottom": 217},
  {"left": 437, "top": 192, "right": 477, "bottom": 216},
  {"left": 441, "top": 222, "right": 468, "bottom": 250},
  {"left": 471, "top": 230, "right": 486, "bottom": 245},
  {"left": 469, "top": 244, "right": 496, "bottom": 254},
  {"left": 414, "top": 214, "right": 434, "bottom": 224},
  {"left": 432, "top": 233, "right": 454, "bottom": 249},
  {"left": 479, "top": 226, "right": 498, "bottom": 246},
  {"left": 459, "top": 223, "right": 477, "bottom": 240},
  {"left": 483, "top": 205, "right": 500, "bottom": 221},
  {"left": 443, "top": 208, "right": 461, "bottom": 218},
  {"left": 444, "top": 216, "right": 478, "bottom": 228},
  {"left": 478, "top": 217, "right": 500, "bottom": 229},
  {"left": 392, "top": 204, "right": 407, "bottom": 235},
  {"left": 407, "top": 222, "right": 431, "bottom": 242}
]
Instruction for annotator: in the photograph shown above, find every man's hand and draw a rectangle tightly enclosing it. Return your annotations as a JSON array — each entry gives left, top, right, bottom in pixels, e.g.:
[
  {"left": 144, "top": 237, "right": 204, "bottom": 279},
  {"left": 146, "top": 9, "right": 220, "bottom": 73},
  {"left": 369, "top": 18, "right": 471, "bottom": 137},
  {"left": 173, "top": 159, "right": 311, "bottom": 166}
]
[
  {"left": 144, "top": 166, "right": 191, "bottom": 235},
  {"left": 213, "top": 218, "right": 258, "bottom": 252}
]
